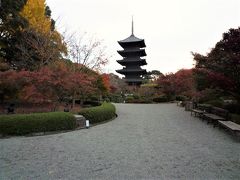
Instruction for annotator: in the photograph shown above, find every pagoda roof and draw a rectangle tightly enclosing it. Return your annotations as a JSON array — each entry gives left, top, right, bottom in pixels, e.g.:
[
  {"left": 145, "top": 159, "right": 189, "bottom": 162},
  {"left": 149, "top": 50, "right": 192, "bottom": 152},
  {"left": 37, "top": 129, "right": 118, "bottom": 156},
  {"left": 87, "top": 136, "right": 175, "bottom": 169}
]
[
  {"left": 117, "top": 49, "right": 146, "bottom": 57},
  {"left": 118, "top": 35, "right": 146, "bottom": 48},
  {"left": 117, "top": 59, "right": 147, "bottom": 66},
  {"left": 119, "top": 34, "right": 143, "bottom": 43},
  {"left": 116, "top": 68, "right": 147, "bottom": 75}
]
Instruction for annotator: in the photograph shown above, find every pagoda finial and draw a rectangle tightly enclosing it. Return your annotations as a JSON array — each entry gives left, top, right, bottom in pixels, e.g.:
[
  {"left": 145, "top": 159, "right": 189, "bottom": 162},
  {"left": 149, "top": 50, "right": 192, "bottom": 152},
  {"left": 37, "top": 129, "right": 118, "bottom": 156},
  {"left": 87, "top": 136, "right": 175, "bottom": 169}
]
[{"left": 131, "top": 16, "right": 134, "bottom": 35}]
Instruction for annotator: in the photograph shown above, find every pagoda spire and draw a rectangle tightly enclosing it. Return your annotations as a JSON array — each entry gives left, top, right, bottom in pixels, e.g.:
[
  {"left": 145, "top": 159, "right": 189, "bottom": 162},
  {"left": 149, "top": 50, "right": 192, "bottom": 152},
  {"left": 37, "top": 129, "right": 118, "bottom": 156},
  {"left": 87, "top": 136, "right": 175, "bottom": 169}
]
[{"left": 131, "top": 16, "right": 134, "bottom": 35}]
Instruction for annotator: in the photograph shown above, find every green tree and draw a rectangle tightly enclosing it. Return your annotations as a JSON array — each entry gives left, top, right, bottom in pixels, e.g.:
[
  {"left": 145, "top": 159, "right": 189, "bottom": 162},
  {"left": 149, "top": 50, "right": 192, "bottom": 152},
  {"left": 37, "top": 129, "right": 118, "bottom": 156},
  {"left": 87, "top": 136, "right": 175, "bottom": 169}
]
[
  {"left": 150, "top": 70, "right": 163, "bottom": 81},
  {"left": 2, "top": 0, "right": 67, "bottom": 70},
  {"left": 143, "top": 70, "right": 163, "bottom": 83},
  {"left": 0, "top": 0, "right": 28, "bottom": 67}
]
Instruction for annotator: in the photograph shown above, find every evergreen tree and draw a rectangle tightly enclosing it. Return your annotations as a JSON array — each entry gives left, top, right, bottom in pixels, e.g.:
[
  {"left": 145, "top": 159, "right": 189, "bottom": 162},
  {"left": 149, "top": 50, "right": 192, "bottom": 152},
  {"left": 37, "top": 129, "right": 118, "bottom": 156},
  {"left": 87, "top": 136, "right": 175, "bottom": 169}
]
[
  {"left": 0, "top": 0, "right": 28, "bottom": 68},
  {"left": 1, "top": 0, "right": 67, "bottom": 70}
]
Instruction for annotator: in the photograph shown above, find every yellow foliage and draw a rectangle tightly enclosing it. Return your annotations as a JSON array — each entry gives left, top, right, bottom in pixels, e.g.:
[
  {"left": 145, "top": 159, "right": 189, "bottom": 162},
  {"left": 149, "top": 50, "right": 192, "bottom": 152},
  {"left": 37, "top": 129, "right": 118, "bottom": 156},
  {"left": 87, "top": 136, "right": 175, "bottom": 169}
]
[
  {"left": 20, "top": 0, "right": 51, "bottom": 34},
  {"left": 20, "top": 0, "right": 67, "bottom": 59}
]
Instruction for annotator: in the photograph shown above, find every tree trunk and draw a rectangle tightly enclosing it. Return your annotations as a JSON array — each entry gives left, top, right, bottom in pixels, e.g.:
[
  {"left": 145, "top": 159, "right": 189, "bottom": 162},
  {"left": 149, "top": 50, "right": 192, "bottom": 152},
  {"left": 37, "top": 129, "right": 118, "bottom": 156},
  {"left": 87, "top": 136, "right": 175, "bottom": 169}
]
[
  {"left": 99, "top": 94, "right": 102, "bottom": 102},
  {"left": 72, "top": 91, "right": 76, "bottom": 108},
  {"left": 80, "top": 94, "right": 85, "bottom": 106},
  {"left": 80, "top": 99, "right": 84, "bottom": 106}
]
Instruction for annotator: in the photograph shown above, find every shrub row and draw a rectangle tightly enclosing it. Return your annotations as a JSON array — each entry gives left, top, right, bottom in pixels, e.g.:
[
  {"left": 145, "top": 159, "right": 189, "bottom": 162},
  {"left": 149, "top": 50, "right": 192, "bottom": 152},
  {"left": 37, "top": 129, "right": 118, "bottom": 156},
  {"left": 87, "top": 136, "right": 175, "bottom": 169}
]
[
  {"left": 230, "top": 114, "right": 240, "bottom": 125},
  {"left": 79, "top": 102, "right": 116, "bottom": 124},
  {"left": 109, "top": 94, "right": 124, "bottom": 103},
  {"left": 152, "top": 95, "right": 169, "bottom": 103},
  {"left": 125, "top": 98, "right": 152, "bottom": 104},
  {"left": 0, "top": 112, "right": 76, "bottom": 135},
  {"left": 82, "top": 100, "right": 102, "bottom": 107}
]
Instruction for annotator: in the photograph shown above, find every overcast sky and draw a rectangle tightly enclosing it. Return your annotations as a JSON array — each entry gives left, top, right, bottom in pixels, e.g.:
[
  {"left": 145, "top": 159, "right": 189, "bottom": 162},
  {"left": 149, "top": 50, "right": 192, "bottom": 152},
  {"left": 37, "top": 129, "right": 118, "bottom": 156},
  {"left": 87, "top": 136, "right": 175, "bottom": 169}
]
[{"left": 46, "top": 0, "right": 240, "bottom": 74}]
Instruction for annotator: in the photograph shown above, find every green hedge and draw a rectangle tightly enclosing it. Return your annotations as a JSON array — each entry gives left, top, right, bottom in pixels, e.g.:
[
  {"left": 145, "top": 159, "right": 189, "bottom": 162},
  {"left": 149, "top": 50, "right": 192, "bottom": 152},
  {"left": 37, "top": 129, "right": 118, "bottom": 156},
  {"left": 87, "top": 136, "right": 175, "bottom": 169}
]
[
  {"left": 175, "top": 95, "right": 188, "bottom": 101},
  {"left": 125, "top": 98, "right": 152, "bottom": 104},
  {"left": 230, "top": 114, "right": 240, "bottom": 125},
  {"left": 79, "top": 102, "right": 116, "bottom": 124},
  {"left": 0, "top": 112, "right": 76, "bottom": 135},
  {"left": 152, "top": 95, "right": 169, "bottom": 103},
  {"left": 205, "top": 99, "right": 224, "bottom": 108},
  {"left": 197, "top": 104, "right": 212, "bottom": 113}
]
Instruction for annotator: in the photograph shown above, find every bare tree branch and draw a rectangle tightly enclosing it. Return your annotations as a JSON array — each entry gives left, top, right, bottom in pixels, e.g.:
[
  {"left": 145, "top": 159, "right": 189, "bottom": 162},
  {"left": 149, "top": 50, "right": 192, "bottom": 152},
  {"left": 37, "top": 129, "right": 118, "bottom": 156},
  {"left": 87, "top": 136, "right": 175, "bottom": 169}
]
[{"left": 64, "top": 32, "right": 109, "bottom": 72}]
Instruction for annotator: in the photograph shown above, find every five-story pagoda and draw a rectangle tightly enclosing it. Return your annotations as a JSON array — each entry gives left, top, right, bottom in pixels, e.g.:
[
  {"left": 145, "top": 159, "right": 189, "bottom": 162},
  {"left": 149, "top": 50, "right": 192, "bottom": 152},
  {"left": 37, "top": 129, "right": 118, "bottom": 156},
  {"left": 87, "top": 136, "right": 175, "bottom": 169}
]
[{"left": 116, "top": 19, "right": 147, "bottom": 85}]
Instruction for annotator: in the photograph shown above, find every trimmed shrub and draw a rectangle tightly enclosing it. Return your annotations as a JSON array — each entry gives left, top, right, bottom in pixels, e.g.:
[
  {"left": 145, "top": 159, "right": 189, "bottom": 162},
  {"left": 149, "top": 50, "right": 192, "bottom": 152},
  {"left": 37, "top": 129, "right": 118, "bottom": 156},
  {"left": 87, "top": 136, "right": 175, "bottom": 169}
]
[
  {"left": 152, "top": 95, "right": 169, "bottom": 103},
  {"left": 198, "top": 88, "right": 224, "bottom": 103},
  {"left": 83, "top": 101, "right": 101, "bottom": 107},
  {"left": 0, "top": 112, "right": 76, "bottom": 135},
  {"left": 175, "top": 95, "right": 188, "bottom": 101},
  {"left": 230, "top": 114, "right": 240, "bottom": 125},
  {"left": 223, "top": 103, "right": 240, "bottom": 114},
  {"left": 109, "top": 94, "right": 124, "bottom": 103},
  {"left": 125, "top": 98, "right": 152, "bottom": 104},
  {"left": 79, "top": 102, "right": 116, "bottom": 124},
  {"left": 205, "top": 99, "right": 224, "bottom": 108},
  {"left": 125, "top": 96, "right": 134, "bottom": 103},
  {"left": 133, "top": 94, "right": 140, "bottom": 99},
  {"left": 197, "top": 104, "right": 212, "bottom": 113}
]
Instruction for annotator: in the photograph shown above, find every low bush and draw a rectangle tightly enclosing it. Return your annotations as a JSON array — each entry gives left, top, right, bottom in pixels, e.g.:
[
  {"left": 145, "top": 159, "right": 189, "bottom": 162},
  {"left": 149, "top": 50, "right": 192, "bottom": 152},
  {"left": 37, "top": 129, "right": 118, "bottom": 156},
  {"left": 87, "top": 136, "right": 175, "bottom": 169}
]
[
  {"left": 79, "top": 102, "right": 116, "bottom": 124},
  {"left": 152, "top": 95, "right": 169, "bottom": 103},
  {"left": 0, "top": 112, "right": 76, "bottom": 135},
  {"left": 198, "top": 88, "right": 224, "bottom": 103},
  {"left": 109, "top": 94, "right": 124, "bottom": 103},
  {"left": 205, "top": 99, "right": 224, "bottom": 108},
  {"left": 126, "top": 98, "right": 152, "bottom": 104},
  {"left": 83, "top": 101, "right": 101, "bottom": 107},
  {"left": 197, "top": 104, "right": 212, "bottom": 113},
  {"left": 223, "top": 103, "right": 240, "bottom": 114},
  {"left": 230, "top": 114, "right": 240, "bottom": 125},
  {"left": 133, "top": 94, "right": 140, "bottom": 99},
  {"left": 125, "top": 96, "right": 134, "bottom": 103},
  {"left": 175, "top": 95, "right": 188, "bottom": 101}
]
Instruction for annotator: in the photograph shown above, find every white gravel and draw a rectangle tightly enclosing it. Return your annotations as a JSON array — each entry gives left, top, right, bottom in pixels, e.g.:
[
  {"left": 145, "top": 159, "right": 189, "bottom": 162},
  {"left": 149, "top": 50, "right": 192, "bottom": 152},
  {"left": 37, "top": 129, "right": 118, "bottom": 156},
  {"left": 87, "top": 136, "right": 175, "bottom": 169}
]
[{"left": 0, "top": 103, "right": 240, "bottom": 179}]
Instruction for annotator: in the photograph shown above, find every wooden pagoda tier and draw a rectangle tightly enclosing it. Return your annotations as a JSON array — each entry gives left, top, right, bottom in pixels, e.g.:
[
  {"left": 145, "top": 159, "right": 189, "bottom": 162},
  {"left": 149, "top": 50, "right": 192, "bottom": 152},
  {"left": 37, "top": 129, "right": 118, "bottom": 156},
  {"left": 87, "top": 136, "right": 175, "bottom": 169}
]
[
  {"left": 117, "top": 58, "right": 147, "bottom": 66},
  {"left": 116, "top": 68, "right": 147, "bottom": 74},
  {"left": 116, "top": 34, "right": 147, "bottom": 86},
  {"left": 117, "top": 49, "right": 146, "bottom": 57}
]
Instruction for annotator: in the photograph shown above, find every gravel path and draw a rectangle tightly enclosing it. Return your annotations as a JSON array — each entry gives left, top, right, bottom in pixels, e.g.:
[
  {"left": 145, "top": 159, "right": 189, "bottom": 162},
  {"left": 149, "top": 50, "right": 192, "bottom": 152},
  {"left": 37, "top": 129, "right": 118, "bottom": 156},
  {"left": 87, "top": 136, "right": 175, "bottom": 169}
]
[{"left": 0, "top": 103, "right": 240, "bottom": 179}]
